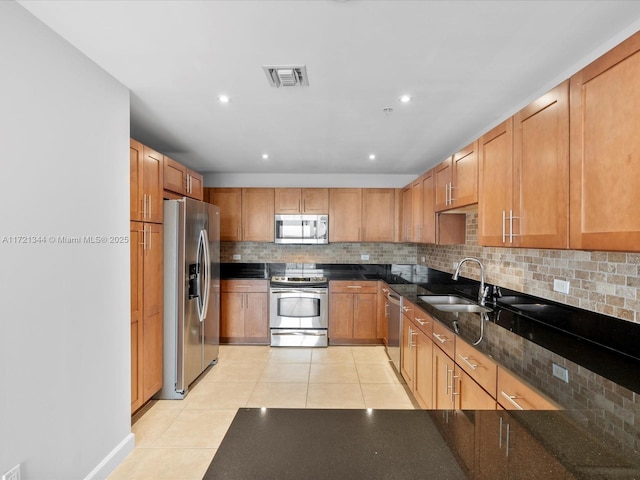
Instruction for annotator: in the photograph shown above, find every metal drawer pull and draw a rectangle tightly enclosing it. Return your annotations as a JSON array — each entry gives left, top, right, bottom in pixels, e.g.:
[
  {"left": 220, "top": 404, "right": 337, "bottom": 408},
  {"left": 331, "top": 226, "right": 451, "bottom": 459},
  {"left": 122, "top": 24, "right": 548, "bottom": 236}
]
[
  {"left": 415, "top": 318, "right": 429, "bottom": 326},
  {"left": 402, "top": 306, "right": 411, "bottom": 312},
  {"left": 433, "top": 332, "right": 447, "bottom": 344},
  {"left": 501, "top": 390, "right": 525, "bottom": 410},
  {"left": 458, "top": 354, "right": 478, "bottom": 370},
  {"left": 347, "top": 285, "right": 362, "bottom": 289}
]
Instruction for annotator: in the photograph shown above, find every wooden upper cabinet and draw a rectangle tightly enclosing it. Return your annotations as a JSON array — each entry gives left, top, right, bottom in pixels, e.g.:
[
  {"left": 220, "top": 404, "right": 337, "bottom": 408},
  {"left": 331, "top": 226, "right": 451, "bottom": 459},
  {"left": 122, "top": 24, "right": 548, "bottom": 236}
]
[
  {"left": 570, "top": 31, "right": 640, "bottom": 252},
  {"left": 514, "top": 81, "right": 569, "bottom": 249},
  {"left": 130, "top": 139, "right": 144, "bottom": 221},
  {"left": 401, "top": 184, "right": 412, "bottom": 242},
  {"left": 435, "top": 142, "right": 478, "bottom": 212},
  {"left": 411, "top": 179, "right": 424, "bottom": 243},
  {"left": 275, "top": 188, "right": 329, "bottom": 214},
  {"left": 361, "top": 188, "right": 395, "bottom": 242},
  {"left": 434, "top": 158, "right": 452, "bottom": 212},
  {"left": 208, "top": 188, "right": 242, "bottom": 241},
  {"left": 451, "top": 141, "right": 478, "bottom": 208},
  {"left": 131, "top": 139, "right": 163, "bottom": 223},
  {"left": 421, "top": 170, "right": 436, "bottom": 244},
  {"left": 479, "top": 83, "right": 569, "bottom": 248},
  {"left": 163, "top": 156, "right": 203, "bottom": 201},
  {"left": 242, "top": 188, "right": 274, "bottom": 242},
  {"left": 329, "top": 188, "right": 362, "bottom": 242},
  {"left": 478, "top": 119, "right": 514, "bottom": 246}
]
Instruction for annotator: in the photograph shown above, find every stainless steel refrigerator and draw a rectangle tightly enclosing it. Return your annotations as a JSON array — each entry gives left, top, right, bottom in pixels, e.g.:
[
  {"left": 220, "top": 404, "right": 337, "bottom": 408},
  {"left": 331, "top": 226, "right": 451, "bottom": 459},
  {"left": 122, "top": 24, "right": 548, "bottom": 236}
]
[{"left": 155, "top": 197, "right": 220, "bottom": 400}]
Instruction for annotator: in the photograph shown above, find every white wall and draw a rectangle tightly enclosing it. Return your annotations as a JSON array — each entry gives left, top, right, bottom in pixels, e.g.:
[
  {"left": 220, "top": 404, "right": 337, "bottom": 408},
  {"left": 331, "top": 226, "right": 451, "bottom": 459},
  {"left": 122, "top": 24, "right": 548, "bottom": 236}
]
[{"left": 0, "top": 3, "right": 132, "bottom": 479}]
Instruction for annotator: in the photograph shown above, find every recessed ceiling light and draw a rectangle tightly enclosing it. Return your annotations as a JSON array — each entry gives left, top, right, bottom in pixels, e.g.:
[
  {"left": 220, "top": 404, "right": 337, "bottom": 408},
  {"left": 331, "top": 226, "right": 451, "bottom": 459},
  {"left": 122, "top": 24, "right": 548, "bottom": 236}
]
[
  {"left": 262, "top": 154, "right": 269, "bottom": 160},
  {"left": 218, "top": 95, "right": 230, "bottom": 103},
  {"left": 369, "top": 154, "right": 376, "bottom": 161},
  {"left": 400, "top": 95, "right": 412, "bottom": 103}
]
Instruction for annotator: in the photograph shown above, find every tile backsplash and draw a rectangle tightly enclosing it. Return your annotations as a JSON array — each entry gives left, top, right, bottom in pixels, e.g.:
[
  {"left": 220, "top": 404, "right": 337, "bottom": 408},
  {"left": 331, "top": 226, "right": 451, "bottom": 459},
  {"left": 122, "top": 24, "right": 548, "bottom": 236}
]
[
  {"left": 418, "top": 213, "right": 640, "bottom": 324},
  {"left": 221, "top": 213, "right": 639, "bottom": 324},
  {"left": 220, "top": 242, "right": 417, "bottom": 265}
]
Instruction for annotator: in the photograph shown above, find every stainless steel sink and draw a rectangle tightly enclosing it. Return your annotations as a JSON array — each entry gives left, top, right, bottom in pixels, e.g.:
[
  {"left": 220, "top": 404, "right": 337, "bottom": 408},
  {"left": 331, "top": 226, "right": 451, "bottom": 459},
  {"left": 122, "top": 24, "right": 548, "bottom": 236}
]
[
  {"left": 419, "top": 295, "right": 475, "bottom": 305},
  {"left": 418, "top": 295, "right": 492, "bottom": 313}
]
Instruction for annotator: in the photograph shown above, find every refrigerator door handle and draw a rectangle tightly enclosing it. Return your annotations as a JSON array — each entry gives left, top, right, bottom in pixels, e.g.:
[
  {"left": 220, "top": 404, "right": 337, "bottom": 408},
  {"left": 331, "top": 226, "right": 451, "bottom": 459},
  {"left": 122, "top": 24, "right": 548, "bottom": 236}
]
[{"left": 200, "top": 228, "right": 211, "bottom": 322}]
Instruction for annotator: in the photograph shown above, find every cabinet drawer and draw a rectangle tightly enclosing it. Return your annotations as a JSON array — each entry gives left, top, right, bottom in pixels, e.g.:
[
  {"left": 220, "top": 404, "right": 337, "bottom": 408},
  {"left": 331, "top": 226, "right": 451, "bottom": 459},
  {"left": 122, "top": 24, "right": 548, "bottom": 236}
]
[
  {"left": 431, "top": 320, "right": 455, "bottom": 358},
  {"left": 497, "top": 366, "right": 559, "bottom": 410},
  {"left": 412, "top": 307, "right": 433, "bottom": 337},
  {"left": 329, "top": 280, "right": 378, "bottom": 294},
  {"left": 221, "top": 279, "right": 268, "bottom": 293},
  {"left": 456, "top": 337, "right": 497, "bottom": 397}
]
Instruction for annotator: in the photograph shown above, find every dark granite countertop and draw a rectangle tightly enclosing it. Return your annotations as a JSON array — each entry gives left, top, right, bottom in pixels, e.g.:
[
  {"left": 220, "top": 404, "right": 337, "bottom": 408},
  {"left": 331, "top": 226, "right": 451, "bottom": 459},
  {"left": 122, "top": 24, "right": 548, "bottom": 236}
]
[{"left": 204, "top": 408, "right": 640, "bottom": 480}]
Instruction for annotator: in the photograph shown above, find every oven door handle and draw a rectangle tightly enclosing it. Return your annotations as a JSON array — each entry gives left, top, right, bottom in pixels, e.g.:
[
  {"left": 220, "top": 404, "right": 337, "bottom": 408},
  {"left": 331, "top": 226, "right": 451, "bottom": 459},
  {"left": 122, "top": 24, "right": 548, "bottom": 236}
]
[
  {"left": 272, "top": 331, "right": 327, "bottom": 336},
  {"left": 270, "top": 288, "right": 328, "bottom": 295}
]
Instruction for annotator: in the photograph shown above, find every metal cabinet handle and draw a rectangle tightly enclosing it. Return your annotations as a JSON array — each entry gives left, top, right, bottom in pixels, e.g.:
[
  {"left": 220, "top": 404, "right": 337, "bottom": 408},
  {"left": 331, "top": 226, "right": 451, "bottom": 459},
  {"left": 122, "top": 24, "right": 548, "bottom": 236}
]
[
  {"left": 147, "top": 225, "right": 152, "bottom": 250},
  {"left": 458, "top": 354, "right": 478, "bottom": 370},
  {"left": 433, "top": 332, "right": 448, "bottom": 344},
  {"left": 415, "top": 317, "right": 429, "bottom": 326},
  {"left": 502, "top": 210, "right": 506, "bottom": 243},
  {"left": 382, "top": 288, "right": 389, "bottom": 293},
  {"left": 500, "top": 390, "right": 525, "bottom": 410},
  {"left": 402, "top": 306, "right": 412, "bottom": 312},
  {"left": 347, "top": 285, "right": 362, "bottom": 289}
]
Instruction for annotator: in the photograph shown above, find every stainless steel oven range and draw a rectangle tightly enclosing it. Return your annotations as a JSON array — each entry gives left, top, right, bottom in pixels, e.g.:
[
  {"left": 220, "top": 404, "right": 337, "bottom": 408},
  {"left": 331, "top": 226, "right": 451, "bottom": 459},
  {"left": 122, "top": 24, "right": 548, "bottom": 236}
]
[{"left": 269, "top": 275, "right": 328, "bottom": 347}]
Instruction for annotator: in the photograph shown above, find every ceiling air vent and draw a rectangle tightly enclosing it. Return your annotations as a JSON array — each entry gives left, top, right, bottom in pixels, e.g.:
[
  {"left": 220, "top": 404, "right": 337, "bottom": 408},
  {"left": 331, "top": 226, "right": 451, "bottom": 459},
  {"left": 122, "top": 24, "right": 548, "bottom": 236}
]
[{"left": 263, "top": 65, "right": 309, "bottom": 88}]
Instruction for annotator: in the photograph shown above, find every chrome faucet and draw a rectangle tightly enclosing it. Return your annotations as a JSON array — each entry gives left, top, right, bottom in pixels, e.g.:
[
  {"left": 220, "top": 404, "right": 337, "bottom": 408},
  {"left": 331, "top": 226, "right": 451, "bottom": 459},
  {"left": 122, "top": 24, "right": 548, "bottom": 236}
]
[{"left": 452, "top": 257, "right": 487, "bottom": 306}]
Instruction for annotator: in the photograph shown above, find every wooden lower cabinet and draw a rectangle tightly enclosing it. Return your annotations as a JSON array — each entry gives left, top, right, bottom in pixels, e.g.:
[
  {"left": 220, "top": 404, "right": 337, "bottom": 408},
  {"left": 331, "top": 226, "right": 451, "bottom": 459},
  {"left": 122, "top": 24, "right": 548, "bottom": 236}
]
[
  {"left": 400, "top": 315, "right": 416, "bottom": 386},
  {"left": 220, "top": 280, "right": 269, "bottom": 344},
  {"left": 456, "top": 366, "right": 496, "bottom": 410},
  {"left": 475, "top": 411, "right": 571, "bottom": 480},
  {"left": 377, "top": 282, "right": 389, "bottom": 344},
  {"left": 433, "top": 344, "right": 457, "bottom": 409},
  {"left": 329, "top": 281, "right": 378, "bottom": 344},
  {"left": 497, "top": 366, "right": 559, "bottom": 410},
  {"left": 130, "top": 221, "right": 163, "bottom": 413},
  {"left": 413, "top": 327, "right": 434, "bottom": 409}
]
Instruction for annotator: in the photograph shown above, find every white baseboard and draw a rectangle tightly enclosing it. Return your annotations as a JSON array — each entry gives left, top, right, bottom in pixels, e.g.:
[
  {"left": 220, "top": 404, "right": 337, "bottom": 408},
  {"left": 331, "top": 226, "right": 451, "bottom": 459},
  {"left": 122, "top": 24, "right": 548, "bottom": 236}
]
[{"left": 83, "top": 433, "right": 135, "bottom": 480}]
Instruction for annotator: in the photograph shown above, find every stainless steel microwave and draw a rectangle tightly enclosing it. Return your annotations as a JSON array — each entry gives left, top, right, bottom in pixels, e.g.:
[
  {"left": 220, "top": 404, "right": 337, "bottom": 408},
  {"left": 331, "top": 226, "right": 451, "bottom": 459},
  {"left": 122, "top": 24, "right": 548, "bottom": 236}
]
[{"left": 274, "top": 214, "right": 328, "bottom": 244}]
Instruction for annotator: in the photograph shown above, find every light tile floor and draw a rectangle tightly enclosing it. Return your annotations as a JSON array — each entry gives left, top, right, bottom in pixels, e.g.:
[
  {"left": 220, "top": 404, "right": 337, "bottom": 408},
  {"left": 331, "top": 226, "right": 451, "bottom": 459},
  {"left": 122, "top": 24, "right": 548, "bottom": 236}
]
[{"left": 108, "top": 345, "right": 415, "bottom": 479}]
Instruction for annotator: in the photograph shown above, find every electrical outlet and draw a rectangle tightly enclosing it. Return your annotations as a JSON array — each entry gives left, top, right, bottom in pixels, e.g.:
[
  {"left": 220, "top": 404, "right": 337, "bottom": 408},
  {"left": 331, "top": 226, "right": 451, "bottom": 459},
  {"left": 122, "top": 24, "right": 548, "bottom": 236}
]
[
  {"left": 232, "top": 254, "right": 241, "bottom": 260},
  {"left": 552, "top": 363, "right": 569, "bottom": 383},
  {"left": 361, "top": 254, "right": 369, "bottom": 260},
  {"left": 2, "top": 464, "right": 21, "bottom": 480},
  {"left": 553, "top": 279, "right": 570, "bottom": 294},
  {"left": 421, "top": 256, "right": 426, "bottom": 263}
]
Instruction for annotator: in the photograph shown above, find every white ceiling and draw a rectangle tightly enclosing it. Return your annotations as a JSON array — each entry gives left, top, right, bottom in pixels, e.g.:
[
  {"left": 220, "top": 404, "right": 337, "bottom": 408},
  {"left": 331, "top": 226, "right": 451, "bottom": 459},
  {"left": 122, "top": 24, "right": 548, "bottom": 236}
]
[{"left": 17, "top": 0, "right": 640, "bottom": 178}]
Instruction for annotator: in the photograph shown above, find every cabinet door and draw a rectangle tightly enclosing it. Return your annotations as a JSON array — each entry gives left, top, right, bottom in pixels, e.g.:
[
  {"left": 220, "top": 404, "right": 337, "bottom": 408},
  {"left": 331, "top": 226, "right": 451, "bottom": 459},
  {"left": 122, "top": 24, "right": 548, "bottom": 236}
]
[
  {"left": 130, "top": 221, "right": 144, "bottom": 412},
  {"left": 433, "top": 345, "right": 457, "bottom": 409},
  {"left": 361, "top": 188, "right": 395, "bottom": 242},
  {"left": 329, "top": 293, "right": 354, "bottom": 339},
  {"left": 414, "top": 329, "right": 433, "bottom": 409},
  {"left": 220, "top": 292, "right": 245, "bottom": 338},
  {"left": 142, "top": 223, "right": 163, "bottom": 400},
  {"left": 302, "top": 188, "right": 329, "bottom": 213},
  {"left": 130, "top": 140, "right": 144, "bottom": 221},
  {"left": 451, "top": 141, "right": 478, "bottom": 209},
  {"left": 187, "top": 169, "right": 203, "bottom": 201},
  {"left": 244, "top": 293, "right": 269, "bottom": 339},
  {"left": 353, "top": 293, "right": 377, "bottom": 339},
  {"left": 210, "top": 188, "right": 242, "bottom": 241},
  {"left": 411, "top": 180, "right": 424, "bottom": 242},
  {"left": 478, "top": 119, "right": 513, "bottom": 246},
  {"left": 421, "top": 170, "right": 436, "bottom": 244},
  {"left": 275, "top": 188, "right": 302, "bottom": 213},
  {"left": 143, "top": 146, "right": 164, "bottom": 223},
  {"left": 570, "top": 31, "right": 640, "bottom": 251},
  {"left": 456, "top": 366, "right": 496, "bottom": 410},
  {"left": 163, "top": 155, "right": 187, "bottom": 196},
  {"left": 497, "top": 367, "right": 559, "bottom": 410},
  {"left": 242, "top": 188, "right": 275, "bottom": 242},
  {"left": 329, "top": 188, "right": 362, "bottom": 242},
  {"left": 377, "top": 283, "right": 389, "bottom": 343},
  {"left": 401, "top": 185, "right": 413, "bottom": 242},
  {"left": 514, "top": 81, "right": 569, "bottom": 249},
  {"left": 434, "top": 157, "right": 452, "bottom": 212},
  {"left": 400, "top": 316, "right": 415, "bottom": 386}
]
